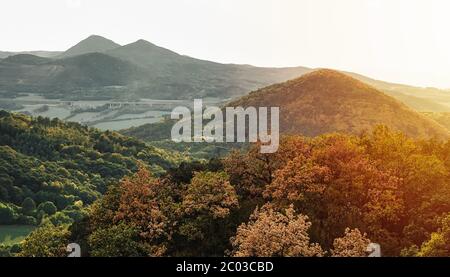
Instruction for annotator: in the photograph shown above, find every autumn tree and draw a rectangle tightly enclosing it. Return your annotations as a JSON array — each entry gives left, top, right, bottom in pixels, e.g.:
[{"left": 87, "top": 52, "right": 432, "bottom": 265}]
[
  {"left": 223, "top": 136, "right": 311, "bottom": 199},
  {"left": 331, "top": 228, "right": 371, "bottom": 257},
  {"left": 113, "top": 167, "right": 173, "bottom": 256},
  {"left": 182, "top": 171, "right": 238, "bottom": 220},
  {"left": 361, "top": 126, "right": 450, "bottom": 252},
  {"left": 230, "top": 204, "right": 324, "bottom": 257},
  {"left": 264, "top": 154, "right": 330, "bottom": 203},
  {"left": 262, "top": 134, "right": 402, "bottom": 252}
]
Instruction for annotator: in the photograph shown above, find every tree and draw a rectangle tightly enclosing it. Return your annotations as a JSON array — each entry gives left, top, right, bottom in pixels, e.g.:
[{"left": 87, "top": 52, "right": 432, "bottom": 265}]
[
  {"left": 223, "top": 136, "right": 310, "bottom": 199},
  {"left": 42, "top": 212, "right": 74, "bottom": 226},
  {"left": 114, "top": 167, "right": 170, "bottom": 256},
  {"left": 182, "top": 171, "right": 238, "bottom": 220},
  {"left": 17, "top": 224, "right": 70, "bottom": 257},
  {"left": 88, "top": 223, "right": 147, "bottom": 257},
  {"left": 173, "top": 171, "right": 239, "bottom": 256},
  {"left": 37, "top": 201, "right": 57, "bottom": 216},
  {"left": 331, "top": 228, "right": 371, "bottom": 257},
  {"left": 264, "top": 154, "right": 330, "bottom": 202},
  {"left": 230, "top": 204, "right": 324, "bottom": 257},
  {"left": 0, "top": 203, "right": 16, "bottom": 224},
  {"left": 21, "top": 197, "right": 36, "bottom": 215},
  {"left": 417, "top": 214, "right": 450, "bottom": 257}
]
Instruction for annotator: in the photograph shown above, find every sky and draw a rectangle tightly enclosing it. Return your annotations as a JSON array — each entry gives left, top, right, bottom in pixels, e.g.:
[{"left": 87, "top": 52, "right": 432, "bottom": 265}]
[{"left": 1, "top": 0, "right": 450, "bottom": 88}]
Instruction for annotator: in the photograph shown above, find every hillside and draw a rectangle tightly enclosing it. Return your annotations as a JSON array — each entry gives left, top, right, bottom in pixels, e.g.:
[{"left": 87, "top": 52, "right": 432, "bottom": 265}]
[
  {"left": 2, "top": 54, "right": 51, "bottom": 65},
  {"left": 0, "top": 111, "right": 180, "bottom": 226},
  {"left": 230, "top": 69, "right": 450, "bottom": 139},
  {"left": 0, "top": 53, "right": 147, "bottom": 99},
  {"left": 347, "top": 72, "right": 450, "bottom": 112},
  {"left": 423, "top": 112, "right": 450, "bottom": 131},
  {"left": 51, "top": 53, "right": 146, "bottom": 90},
  {"left": 106, "top": 39, "right": 313, "bottom": 99}
]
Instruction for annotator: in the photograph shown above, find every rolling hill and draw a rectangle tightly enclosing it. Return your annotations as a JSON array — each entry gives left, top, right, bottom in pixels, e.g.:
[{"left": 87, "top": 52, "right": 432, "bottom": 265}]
[{"left": 229, "top": 69, "right": 450, "bottom": 139}]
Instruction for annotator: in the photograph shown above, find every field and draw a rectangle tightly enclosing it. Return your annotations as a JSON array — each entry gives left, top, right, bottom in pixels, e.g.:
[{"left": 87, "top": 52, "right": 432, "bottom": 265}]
[
  {"left": 0, "top": 225, "right": 36, "bottom": 246},
  {"left": 0, "top": 93, "right": 219, "bottom": 131}
]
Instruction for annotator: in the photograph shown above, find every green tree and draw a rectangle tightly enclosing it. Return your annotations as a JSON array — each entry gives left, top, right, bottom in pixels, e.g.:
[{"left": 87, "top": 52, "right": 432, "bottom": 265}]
[
  {"left": 17, "top": 224, "right": 70, "bottom": 257},
  {"left": 21, "top": 197, "right": 36, "bottom": 215},
  {"left": 37, "top": 201, "right": 57, "bottom": 216},
  {"left": 417, "top": 214, "right": 450, "bottom": 257},
  {"left": 88, "top": 223, "right": 147, "bottom": 257}
]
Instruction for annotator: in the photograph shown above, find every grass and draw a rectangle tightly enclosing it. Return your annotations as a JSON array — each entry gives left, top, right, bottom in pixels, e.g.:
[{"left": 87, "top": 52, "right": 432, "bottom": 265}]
[{"left": 0, "top": 225, "right": 36, "bottom": 246}]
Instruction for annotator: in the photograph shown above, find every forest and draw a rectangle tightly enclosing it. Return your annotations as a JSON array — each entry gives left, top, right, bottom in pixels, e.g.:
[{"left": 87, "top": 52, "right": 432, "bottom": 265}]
[
  {"left": 0, "top": 111, "right": 185, "bottom": 256},
  {"left": 2, "top": 112, "right": 450, "bottom": 257}
]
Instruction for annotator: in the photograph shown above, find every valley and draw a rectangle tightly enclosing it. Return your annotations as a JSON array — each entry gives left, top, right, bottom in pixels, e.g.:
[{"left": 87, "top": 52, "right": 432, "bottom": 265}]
[{"left": 0, "top": 93, "right": 225, "bottom": 131}]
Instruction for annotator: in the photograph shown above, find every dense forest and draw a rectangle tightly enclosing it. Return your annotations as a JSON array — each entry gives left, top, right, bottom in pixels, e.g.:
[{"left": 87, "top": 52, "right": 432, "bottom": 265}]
[
  {"left": 3, "top": 115, "right": 450, "bottom": 256},
  {"left": 0, "top": 111, "right": 183, "bottom": 249}
]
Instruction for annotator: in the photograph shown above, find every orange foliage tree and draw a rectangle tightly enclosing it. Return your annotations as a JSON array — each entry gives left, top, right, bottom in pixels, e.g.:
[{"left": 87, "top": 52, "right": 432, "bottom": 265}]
[{"left": 230, "top": 204, "right": 324, "bottom": 257}]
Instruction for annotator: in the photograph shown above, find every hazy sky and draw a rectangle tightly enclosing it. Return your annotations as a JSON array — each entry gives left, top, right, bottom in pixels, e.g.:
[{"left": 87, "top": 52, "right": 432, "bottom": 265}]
[{"left": 2, "top": 0, "right": 450, "bottom": 88}]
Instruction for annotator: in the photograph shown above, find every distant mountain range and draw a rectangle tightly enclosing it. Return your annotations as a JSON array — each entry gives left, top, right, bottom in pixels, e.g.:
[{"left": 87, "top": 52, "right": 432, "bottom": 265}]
[
  {"left": 229, "top": 69, "right": 450, "bottom": 139},
  {"left": 0, "top": 35, "right": 450, "bottom": 112},
  {"left": 0, "top": 35, "right": 310, "bottom": 101}
]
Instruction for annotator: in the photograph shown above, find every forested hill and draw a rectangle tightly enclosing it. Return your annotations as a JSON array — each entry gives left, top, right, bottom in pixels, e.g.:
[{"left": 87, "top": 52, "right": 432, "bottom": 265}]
[
  {"left": 230, "top": 69, "right": 450, "bottom": 139},
  {"left": 0, "top": 111, "right": 180, "bottom": 226}
]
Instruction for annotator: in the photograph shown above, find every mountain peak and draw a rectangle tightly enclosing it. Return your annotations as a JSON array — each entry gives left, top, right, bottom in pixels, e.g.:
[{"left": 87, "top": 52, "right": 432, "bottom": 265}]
[
  {"left": 86, "top": 34, "right": 108, "bottom": 40},
  {"left": 292, "top": 69, "right": 371, "bottom": 89},
  {"left": 106, "top": 39, "right": 182, "bottom": 68},
  {"left": 60, "top": 35, "right": 121, "bottom": 58},
  {"left": 134, "top": 39, "right": 154, "bottom": 45}
]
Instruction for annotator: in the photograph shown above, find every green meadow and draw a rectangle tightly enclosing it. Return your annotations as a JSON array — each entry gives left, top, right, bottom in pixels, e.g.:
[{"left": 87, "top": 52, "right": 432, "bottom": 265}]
[{"left": 0, "top": 225, "right": 36, "bottom": 246}]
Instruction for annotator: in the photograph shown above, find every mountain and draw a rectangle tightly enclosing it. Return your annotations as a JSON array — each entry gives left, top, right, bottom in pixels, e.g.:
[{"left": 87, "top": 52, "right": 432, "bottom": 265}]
[
  {"left": 229, "top": 69, "right": 450, "bottom": 139},
  {"left": 59, "top": 35, "right": 121, "bottom": 58},
  {"left": 107, "top": 39, "right": 187, "bottom": 68},
  {"left": 51, "top": 53, "right": 145, "bottom": 89},
  {"left": 0, "top": 52, "right": 146, "bottom": 99},
  {"left": 106, "top": 39, "right": 312, "bottom": 99},
  {"left": 0, "top": 36, "right": 311, "bottom": 100}
]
